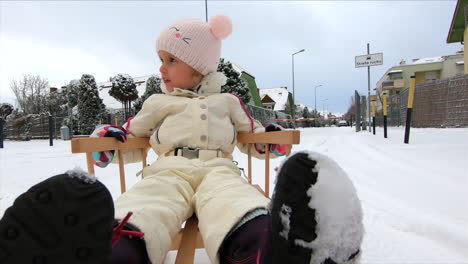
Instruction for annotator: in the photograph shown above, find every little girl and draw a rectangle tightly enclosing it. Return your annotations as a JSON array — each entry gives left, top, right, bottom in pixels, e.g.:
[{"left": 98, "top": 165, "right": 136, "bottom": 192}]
[{"left": 0, "top": 15, "right": 363, "bottom": 264}]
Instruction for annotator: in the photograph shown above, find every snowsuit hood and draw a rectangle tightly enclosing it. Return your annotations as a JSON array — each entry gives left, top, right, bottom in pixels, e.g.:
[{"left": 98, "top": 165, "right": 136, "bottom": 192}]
[{"left": 160, "top": 71, "right": 227, "bottom": 97}]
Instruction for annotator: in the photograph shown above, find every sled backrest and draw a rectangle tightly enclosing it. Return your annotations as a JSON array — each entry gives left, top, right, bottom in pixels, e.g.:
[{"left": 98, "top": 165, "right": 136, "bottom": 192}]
[
  {"left": 71, "top": 130, "right": 300, "bottom": 197},
  {"left": 70, "top": 130, "right": 300, "bottom": 264}
]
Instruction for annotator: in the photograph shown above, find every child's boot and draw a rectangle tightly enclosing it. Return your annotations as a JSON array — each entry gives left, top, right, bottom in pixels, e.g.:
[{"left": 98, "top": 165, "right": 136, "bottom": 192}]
[
  {"left": 219, "top": 209, "right": 272, "bottom": 264},
  {"left": 0, "top": 170, "right": 115, "bottom": 264},
  {"left": 270, "top": 151, "right": 364, "bottom": 264}
]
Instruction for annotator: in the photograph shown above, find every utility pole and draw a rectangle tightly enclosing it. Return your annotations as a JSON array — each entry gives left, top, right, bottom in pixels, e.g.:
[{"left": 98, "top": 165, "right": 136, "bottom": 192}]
[
  {"left": 205, "top": 0, "right": 208, "bottom": 22},
  {"left": 367, "top": 43, "right": 371, "bottom": 132}
]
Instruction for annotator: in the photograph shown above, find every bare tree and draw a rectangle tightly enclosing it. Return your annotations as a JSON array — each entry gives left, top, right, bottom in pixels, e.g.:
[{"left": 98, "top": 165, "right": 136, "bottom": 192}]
[
  {"left": 343, "top": 95, "right": 356, "bottom": 122},
  {"left": 10, "top": 75, "right": 50, "bottom": 114}
]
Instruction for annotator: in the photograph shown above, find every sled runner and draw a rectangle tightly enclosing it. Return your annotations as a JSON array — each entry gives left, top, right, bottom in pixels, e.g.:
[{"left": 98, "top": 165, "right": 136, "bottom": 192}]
[{"left": 71, "top": 130, "right": 300, "bottom": 264}]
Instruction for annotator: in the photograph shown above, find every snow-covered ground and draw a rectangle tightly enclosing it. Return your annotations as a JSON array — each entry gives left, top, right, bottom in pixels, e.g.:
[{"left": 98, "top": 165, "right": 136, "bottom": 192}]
[{"left": 1, "top": 127, "right": 467, "bottom": 263}]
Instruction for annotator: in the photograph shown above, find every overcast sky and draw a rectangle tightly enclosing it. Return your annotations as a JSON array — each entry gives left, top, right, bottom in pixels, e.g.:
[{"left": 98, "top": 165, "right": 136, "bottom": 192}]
[{"left": 0, "top": 0, "right": 462, "bottom": 114}]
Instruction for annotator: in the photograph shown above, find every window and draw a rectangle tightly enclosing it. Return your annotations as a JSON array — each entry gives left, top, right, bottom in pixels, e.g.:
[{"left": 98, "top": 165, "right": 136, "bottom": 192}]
[
  {"left": 390, "top": 73, "right": 403, "bottom": 80},
  {"left": 425, "top": 71, "right": 437, "bottom": 81}
]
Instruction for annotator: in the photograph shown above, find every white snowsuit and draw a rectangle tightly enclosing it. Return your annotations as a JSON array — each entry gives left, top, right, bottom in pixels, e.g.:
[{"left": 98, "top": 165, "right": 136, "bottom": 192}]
[{"left": 114, "top": 72, "right": 275, "bottom": 264}]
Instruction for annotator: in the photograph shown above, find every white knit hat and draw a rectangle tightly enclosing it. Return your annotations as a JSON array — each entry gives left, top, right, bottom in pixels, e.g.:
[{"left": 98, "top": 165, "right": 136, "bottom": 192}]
[{"left": 157, "top": 15, "right": 232, "bottom": 75}]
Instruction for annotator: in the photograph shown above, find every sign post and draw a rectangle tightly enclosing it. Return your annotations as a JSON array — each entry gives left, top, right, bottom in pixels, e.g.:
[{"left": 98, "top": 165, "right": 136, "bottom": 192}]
[{"left": 355, "top": 47, "right": 383, "bottom": 133}]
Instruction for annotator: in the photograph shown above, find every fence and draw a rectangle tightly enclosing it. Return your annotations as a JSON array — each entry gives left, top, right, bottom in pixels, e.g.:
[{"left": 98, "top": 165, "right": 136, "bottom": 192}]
[
  {"left": 412, "top": 75, "right": 468, "bottom": 127},
  {"left": 245, "top": 105, "right": 295, "bottom": 128},
  {"left": 4, "top": 114, "right": 65, "bottom": 140},
  {"left": 385, "top": 88, "right": 409, "bottom": 127},
  {"left": 378, "top": 74, "right": 468, "bottom": 128}
]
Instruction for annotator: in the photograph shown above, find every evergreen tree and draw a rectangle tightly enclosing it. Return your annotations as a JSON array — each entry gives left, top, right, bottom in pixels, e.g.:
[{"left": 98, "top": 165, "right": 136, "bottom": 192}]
[
  {"left": 109, "top": 74, "right": 138, "bottom": 119},
  {"left": 302, "top": 106, "right": 312, "bottom": 127},
  {"left": 66, "top": 80, "right": 80, "bottom": 109},
  {"left": 217, "top": 58, "right": 251, "bottom": 104},
  {"left": 134, "top": 75, "right": 162, "bottom": 112},
  {"left": 77, "top": 74, "right": 104, "bottom": 134},
  {"left": 47, "top": 89, "right": 67, "bottom": 116},
  {"left": 62, "top": 80, "right": 80, "bottom": 134}
]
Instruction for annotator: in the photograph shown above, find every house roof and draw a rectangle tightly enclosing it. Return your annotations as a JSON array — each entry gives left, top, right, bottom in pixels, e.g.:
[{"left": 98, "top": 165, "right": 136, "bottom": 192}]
[
  {"left": 447, "top": 0, "right": 467, "bottom": 43},
  {"left": 261, "top": 94, "right": 276, "bottom": 104},
  {"left": 232, "top": 63, "right": 255, "bottom": 78},
  {"left": 410, "top": 57, "right": 444, "bottom": 65},
  {"left": 258, "top": 87, "right": 290, "bottom": 111}
]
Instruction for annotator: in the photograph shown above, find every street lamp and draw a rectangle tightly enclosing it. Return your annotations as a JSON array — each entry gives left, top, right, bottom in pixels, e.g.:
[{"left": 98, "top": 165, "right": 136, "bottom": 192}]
[
  {"left": 291, "top": 49, "right": 305, "bottom": 104},
  {"left": 322, "top": 98, "right": 328, "bottom": 117},
  {"left": 314, "top": 84, "right": 322, "bottom": 116}
]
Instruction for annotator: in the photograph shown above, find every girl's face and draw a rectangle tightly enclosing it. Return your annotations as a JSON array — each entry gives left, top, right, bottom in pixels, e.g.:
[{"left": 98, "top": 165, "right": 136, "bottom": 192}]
[{"left": 158, "top": 50, "right": 204, "bottom": 92}]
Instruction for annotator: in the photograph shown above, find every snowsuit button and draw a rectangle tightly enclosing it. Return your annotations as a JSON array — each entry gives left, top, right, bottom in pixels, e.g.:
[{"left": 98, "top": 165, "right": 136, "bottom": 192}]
[
  {"left": 201, "top": 114, "right": 207, "bottom": 120},
  {"left": 200, "top": 135, "right": 207, "bottom": 141}
]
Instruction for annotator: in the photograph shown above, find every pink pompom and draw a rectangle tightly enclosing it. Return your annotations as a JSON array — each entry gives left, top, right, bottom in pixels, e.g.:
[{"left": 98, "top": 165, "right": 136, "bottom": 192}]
[{"left": 209, "top": 14, "right": 232, "bottom": 40}]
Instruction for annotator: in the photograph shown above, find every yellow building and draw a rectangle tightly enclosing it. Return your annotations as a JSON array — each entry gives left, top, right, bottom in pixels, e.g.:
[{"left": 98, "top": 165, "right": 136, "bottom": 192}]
[{"left": 375, "top": 54, "right": 463, "bottom": 100}]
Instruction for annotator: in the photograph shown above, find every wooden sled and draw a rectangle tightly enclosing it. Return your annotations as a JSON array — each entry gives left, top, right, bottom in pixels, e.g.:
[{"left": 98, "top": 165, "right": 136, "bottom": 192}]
[{"left": 71, "top": 130, "right": 300, "bottom": 264}]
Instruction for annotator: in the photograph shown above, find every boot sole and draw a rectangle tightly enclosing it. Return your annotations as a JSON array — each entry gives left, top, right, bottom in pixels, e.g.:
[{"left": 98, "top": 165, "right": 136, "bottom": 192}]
[
  {"left": 271, "top": 152, "right": 318, "bottom": 264},
  {"left": 0, "top": 173, "right": 114, "bottom": 264}
]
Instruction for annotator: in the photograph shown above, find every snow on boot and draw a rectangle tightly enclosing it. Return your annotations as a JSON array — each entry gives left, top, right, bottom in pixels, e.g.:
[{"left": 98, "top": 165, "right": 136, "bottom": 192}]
[
  {"left": 270, "top": 151, "right": 364, "bottom": 264},
  {"left": 0, "top": 169, "right": 114, "bottom": 264}
]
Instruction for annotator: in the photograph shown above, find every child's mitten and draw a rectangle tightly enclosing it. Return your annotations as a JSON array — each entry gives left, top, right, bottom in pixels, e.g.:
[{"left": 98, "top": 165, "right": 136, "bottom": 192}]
[
  {"left": 265, "top": 123, "right": 288, "bottom": 156},
  {"left": 90, "top": 125, "right": 128, "bottom": 168}
]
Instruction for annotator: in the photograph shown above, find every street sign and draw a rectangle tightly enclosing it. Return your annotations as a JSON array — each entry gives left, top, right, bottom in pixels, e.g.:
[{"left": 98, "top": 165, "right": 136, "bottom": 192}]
[{"left": 355, "top": 53, "right": 383, "bottom": 68}]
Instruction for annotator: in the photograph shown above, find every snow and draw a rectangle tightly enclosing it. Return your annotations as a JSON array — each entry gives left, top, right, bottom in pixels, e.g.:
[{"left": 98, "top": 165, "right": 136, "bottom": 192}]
[
  {"left": 1, "top": 127, "right": 468, "bottom": 263},
  {"left": 410, "top": 56, "right": 444, "bottom": 65},
  {"left": 258, "top": 87, "right": 290, "bottom": 111},
  {"left": 66, "top": 167, "right": 97, "bottom": 183},
  {"left": 305, "top": 151, "right": 363, "bottom": 263}
]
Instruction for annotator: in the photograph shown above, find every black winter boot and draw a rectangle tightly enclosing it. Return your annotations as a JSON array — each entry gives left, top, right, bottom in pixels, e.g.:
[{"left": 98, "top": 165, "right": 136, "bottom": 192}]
[
  {"left": 0, "top": 170, "right": 115, "bottom": 264},
  {"left": 219, "top": 209, "right": 272, "bottom": 264},
  {"left": 270, "top": 151, "right": 364, "bottom": 264}
]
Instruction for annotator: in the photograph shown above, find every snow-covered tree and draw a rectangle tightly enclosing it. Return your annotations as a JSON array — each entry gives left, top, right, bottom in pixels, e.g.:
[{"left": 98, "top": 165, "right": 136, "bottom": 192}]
[
  {"left": 10, "top": 75, "right": 49, "bottom": 115},
  {"left": 77, "top": 74, "right": 105, "bottom": 134},
  {"left": 217, "top": 58, "right": 250, "bottom": 104},
  {"left": 66, "top": 79, "right": 80, "bottom": 109},
  {"left": 62, "top": 80, "right": 80, "bottom": 134},
  {"left": 134, "top": 75, "right": 162, "bottom": 112},
  {"left": 46, "top": 89, "right": 67, "bottom": 116},
  {"left": 109, "top": 74, "right": 138, "bottom": 119}
]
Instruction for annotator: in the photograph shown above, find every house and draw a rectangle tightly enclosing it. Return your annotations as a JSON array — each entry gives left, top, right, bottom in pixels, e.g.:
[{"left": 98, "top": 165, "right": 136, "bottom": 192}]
[
  {"left": 260, "top": 94, "right": 276, "bottom": 110},
  {"left": 231, "top": 63, "right": 263, "bottom": 107},
  {"left": 374, "top": 53, "right": 465, "bottom": 107},
  {"left": 258, "top": 87, "right": 294, "bottom": 113},
  {"left": 446, "top": 0, "right": 467, "bottom": 73}
]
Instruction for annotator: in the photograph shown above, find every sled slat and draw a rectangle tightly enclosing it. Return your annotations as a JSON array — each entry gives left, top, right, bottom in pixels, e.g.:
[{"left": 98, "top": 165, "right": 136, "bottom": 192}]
[
  {"left": 117, "top": 150, "right": 126, "bottom": 193},
  {"left": 175, "top": 216, "right": 199, "bottom": 264},
  {"left": 71, "top": 130, "right": 301, "bottom": 263},
  {"left": 71, "top": 137, "right": 151, "bottom": 153},
  {"left": 265, "top": 144, "right": 270, "bottom": 197},
  {"left": 85, "top": 152, "right": 95, "bottom": 175},
  {"left": 237, "top": 130, "right": 300, "bottom": 144},
  {"left": 248, "top": 144, "right": 252, "bottom": 184}
]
